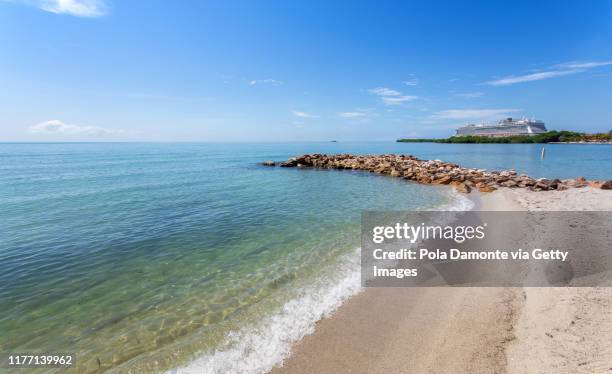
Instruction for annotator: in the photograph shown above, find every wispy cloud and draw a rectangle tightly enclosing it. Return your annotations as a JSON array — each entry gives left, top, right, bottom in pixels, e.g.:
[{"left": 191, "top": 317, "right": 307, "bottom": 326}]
[
  {"left": 338, "top": 108, "right": 377, "bottom": 123},
  {"left": 433, "top": 109, "right": 520, "bottom": 120},
  {"left": 5, "top": 0, "right": 108, "bottom": 17},
  {"left": 381, "top": 95, "right": 418, "bottom": 105},
  {"left": 29, "top": 120, "right": 124, "bottom": 136},
  {"left": 485, "top": 60, "right": 612, "bottom": 86},
  {"left": 367, "top": 87, "right": 418, "bottom": 106},
  {"left": 557, "top": 61, "right": 612, "bottom": 69},
  {"left": 249, "top": 79, "right": 283, "bottom": 86},
  {"left": 402, "top": 75, "right": 419, "bottom": 86},
  {"left": 368, "top": 87, "right": 402, "bottom": 96},
  {"left": 292, "top": 111, "right": 318, "bottom": 118},
  {"left": 339, "top": 111, "right": 368, "bottom": 118},
  {"left": 485, "top": 70, "right": 581, "bottom": 86},
  {"left": 454, "top": 92, "right": 484, "bottom": 99}
]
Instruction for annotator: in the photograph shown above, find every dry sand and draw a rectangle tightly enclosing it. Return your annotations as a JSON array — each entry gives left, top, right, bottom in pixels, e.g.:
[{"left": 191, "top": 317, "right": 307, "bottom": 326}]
[
  {"left": 269, "top": 187, "right": 612, "bottom": 374},
  {"left": 498, "top": 187, "right": 612, "bottom": 374}
]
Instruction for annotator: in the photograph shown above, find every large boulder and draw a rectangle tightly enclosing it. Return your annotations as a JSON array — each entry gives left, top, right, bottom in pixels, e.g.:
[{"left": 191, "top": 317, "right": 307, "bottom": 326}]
[
  {"left": 550, "top": 179, "right": 562, "bottom": 189},
  {"left": 451, "top": 181, "right": 471, "bottom": 193},
  {"left": 431, "top": 175, "right": 452, "bottom": 185},
  {"left": 518, "top": 178, "right": 536, "bottom": 187},
  {"left": 479, "top": 185, "right": 497, "bottom": 193},
  {"left": 500, "top": 180, "right": 518, "bottom": 188},
  {"left": 417, "top": 175, "right": 433, "bottom": 184},
  {"left": 588, "top": 180, "right": 604, "bottom": 188},
  {"left": 564, "top": 177, "right": 587, "bottom": 188},
  {"left": 535, "top": 179, "right": 552, "bottom": 190},
  {"left": 600, "top": 180, "right": 612, "bottom": 190},
  {"left": 279, "top": 158, "right": 298, "bottom": 167}
]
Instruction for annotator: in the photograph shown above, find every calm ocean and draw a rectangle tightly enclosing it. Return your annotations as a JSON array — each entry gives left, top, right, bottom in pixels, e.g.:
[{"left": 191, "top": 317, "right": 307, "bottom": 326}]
[{"left": 1, "top": 142, "right": 610, "bottom": 373}]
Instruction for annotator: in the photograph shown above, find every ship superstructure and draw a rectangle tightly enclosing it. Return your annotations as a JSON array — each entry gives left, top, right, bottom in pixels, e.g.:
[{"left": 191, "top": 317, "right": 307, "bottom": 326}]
[{"left": 455, "top": 118, "right": 547, "bottom": 137}]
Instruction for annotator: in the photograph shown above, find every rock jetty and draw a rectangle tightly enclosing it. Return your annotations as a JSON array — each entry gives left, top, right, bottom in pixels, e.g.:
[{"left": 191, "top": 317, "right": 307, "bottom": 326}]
[{"left": 265, "top": 154, "right": 611, "bottom": 193}]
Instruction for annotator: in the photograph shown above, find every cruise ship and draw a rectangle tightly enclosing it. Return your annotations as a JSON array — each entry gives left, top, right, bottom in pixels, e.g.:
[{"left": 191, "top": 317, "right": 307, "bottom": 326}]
[{"left": 455, "top": 118, "right": 547, "bottom": 137}]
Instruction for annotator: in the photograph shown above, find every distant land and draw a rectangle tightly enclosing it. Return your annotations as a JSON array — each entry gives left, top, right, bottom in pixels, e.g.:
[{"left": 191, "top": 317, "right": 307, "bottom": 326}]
[{"left": 397, "top": 130, "right": 612, "bottom": 144}]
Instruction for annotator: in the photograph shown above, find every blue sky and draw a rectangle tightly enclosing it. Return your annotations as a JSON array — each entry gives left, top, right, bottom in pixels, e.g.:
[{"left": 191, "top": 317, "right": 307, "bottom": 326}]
[{"left": 1, "top": 0, "right": 612, "bottom": 141}]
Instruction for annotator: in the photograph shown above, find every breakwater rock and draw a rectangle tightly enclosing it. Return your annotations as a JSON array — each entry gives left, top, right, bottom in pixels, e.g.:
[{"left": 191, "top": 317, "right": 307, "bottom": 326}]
[{"left": 266, "top": 154, "right": 610, "bottom": 193}]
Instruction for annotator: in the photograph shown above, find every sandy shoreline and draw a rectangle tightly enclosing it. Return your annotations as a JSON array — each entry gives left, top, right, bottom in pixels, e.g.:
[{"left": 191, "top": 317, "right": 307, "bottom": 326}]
[{"left": 270, "top": 187, "right": 612, "bottom": 374}]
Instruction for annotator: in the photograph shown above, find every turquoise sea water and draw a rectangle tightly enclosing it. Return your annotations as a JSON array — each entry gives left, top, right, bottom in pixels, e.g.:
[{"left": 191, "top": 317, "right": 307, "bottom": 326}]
[{"left": 1, "top": 142, "right": 611, "bottom": 373}]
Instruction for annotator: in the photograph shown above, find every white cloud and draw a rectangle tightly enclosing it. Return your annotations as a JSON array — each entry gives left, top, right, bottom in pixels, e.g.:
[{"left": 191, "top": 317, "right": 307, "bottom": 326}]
[
  {"left": 8, "top": 0, "right": 108, "bottom": 17},
  {"left": 29, "top": 120, "right": 124, "bottom": 136},
  {"left": 485, "top": 60, "right": 612, "bottom": 86},
  {"left": 292, "top": 111, "right": 318, "bottom": 118},
  {"left": 368, "top": 87, "right": 402, "bottom": 96},
  {"left": 402, "top": 76, "right": 419, "bottom": 86},
  {"left": 367, "top": 87, "right": 418, "bottom": 106},
  {"left": 454, "top": 92, "right": 484, "bottom": 98},
  {"left": 249, "top": 79, "right": 283, "bottom": 86},
  {"left": 556, "top": 61, "right": 612, "bottom": 69},
  {"left": 381, "top": 95, "right": 418, "bottom": 105},
  {"left": 338, "top": 108, "right": 377, "bottom": 122},
  {"left": 485, "top": 69, "right": 581, "bottom": 86},
  {"left": 339, "top": 111, "right": 368, "bottom": 118},
  {"left": 433, "top": 109, "right": 520, "bottom": 120}
]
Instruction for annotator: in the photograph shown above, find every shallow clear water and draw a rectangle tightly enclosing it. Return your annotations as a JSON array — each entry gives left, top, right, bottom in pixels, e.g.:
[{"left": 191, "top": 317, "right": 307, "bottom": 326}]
[
  {"left": 1, "top": 142, "right": 610, "bottom": 373},
  {"left": 0, "top": 143, "right": 455, "bottom": 373}
]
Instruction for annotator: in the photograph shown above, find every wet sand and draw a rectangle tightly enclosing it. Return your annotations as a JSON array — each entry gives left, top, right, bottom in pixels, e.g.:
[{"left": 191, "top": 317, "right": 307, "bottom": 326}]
[{"left": 270, "top": 286, "right": 522, "bottom": 374}]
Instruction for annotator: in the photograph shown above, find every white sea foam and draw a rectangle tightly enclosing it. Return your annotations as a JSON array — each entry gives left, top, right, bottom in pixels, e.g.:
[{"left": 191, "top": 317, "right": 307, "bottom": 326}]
[
  {"left": 169, "top": 249, "right": 363, "bottom": 374},
  {"left": 442, "top": 188, "right": 475, "bottom": 211}
]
